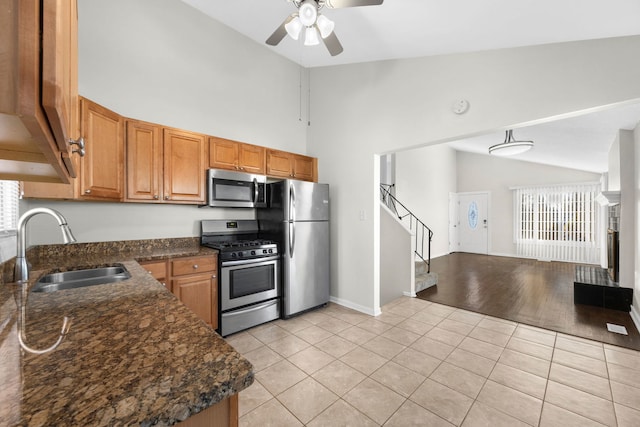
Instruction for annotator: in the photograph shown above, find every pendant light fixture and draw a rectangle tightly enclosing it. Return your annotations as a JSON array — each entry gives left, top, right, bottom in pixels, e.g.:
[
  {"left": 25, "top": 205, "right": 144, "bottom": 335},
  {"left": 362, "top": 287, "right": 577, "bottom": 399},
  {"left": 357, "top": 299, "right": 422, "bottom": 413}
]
[{"left": 489, "top": 129, "right": 534, "bottom": 156}]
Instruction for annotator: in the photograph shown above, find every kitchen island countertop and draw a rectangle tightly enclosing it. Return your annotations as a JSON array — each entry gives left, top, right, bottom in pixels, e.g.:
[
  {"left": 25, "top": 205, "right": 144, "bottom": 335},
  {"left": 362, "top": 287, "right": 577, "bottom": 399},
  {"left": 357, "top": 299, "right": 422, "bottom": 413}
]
[{"left": 0, "top": 238, "right": 253, "bottom": 426}]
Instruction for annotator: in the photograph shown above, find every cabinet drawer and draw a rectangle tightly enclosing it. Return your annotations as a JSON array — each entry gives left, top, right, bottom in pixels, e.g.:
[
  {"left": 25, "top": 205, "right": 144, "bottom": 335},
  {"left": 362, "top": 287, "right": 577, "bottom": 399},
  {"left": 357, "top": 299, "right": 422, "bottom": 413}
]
[
  {"left": 171, "top": 256, "right": 217, "bottom": 277},
  {"left": 140, "top": 260, "right": 167, "bottom": 280}
]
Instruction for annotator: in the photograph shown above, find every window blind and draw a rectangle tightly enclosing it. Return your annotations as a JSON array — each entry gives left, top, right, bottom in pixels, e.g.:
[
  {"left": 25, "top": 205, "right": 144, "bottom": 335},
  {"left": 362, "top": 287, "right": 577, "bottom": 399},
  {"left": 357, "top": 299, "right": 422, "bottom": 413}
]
[
  {"left": 513, "top": 182, "right": 600, "bottom": 264},
  {"left": 0, "top": 180, "right": 20, "bottom": 234}
]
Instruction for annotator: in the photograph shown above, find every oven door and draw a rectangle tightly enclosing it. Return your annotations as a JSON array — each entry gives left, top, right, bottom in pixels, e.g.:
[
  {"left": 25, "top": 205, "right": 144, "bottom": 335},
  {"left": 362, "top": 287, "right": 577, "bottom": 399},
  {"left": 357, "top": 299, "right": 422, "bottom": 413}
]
[{"left": 221, "top": 256, "right": 279, "bottom": 311}]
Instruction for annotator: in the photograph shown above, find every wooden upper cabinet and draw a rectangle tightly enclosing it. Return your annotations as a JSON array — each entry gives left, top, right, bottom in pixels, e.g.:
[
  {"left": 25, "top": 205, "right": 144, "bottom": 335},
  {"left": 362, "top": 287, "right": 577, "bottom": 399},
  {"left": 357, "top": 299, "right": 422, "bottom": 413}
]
[
  {"left": 80, "top": 98, "right": 124, "bottom": 200},
  {"left": 163, "top": 128, "right": 206, "bottom": 203},
  {"left": 239, "top": 143, "right": 266, "bottom": 174},
  {"left": 126, "top": 120, "right": 162, "bottom": 202},
  {"left": 42, "top": 0, "right": 79, "bottom": 178},
  {"left": 266, "top": 150, "right": 317, "bottom": 182},
  {"left": 0, "top": 0, "right": 79, "bottom": 183},
  {"left": 209, "top": 137, "right": 266, "bottom": 175}
]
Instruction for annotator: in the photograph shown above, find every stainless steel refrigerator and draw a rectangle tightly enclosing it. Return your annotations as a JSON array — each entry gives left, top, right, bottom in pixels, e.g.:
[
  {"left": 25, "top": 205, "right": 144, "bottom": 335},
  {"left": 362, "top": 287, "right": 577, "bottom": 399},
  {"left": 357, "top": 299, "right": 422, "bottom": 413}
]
[{"left": 258, "top": 180, "right": 330, "bottom": 318}]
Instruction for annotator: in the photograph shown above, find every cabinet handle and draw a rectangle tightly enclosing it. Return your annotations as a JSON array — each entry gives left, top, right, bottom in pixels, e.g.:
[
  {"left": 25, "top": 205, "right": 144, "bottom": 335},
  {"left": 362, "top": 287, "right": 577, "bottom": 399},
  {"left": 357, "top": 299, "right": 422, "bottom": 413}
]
[
  {"left": 164, "top": 196, "right": 170, "bottom": 200},
  {"left": 153, "top": 195, "right": 159, "bottom": 200},
  {"left": 212, "top": 274, "right": 217, "bottom": 279},
  {"left": 84, "top": 189, "right": 91, "bottom": 194},
  {"left": 69, "top": 137, "right": 86, "bottom": 157},
  {"left": 147, "top": 270, "right": 152, "bottom": 274},
  {"left": 193, "top": 264, "right": 198, "bottom": 269}
]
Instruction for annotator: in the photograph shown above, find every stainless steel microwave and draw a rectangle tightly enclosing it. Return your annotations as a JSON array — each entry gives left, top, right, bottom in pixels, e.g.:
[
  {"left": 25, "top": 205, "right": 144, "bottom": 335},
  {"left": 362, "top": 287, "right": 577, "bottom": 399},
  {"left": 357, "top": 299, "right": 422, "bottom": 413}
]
[{"left": 206, "top": 169, "right": 267, "bottom": 208}]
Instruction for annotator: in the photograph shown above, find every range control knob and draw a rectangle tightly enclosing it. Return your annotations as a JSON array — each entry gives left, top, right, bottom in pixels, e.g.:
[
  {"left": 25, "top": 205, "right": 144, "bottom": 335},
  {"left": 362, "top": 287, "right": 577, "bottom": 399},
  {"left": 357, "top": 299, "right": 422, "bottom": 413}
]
[
  {"left": 263, "top": 249, "right": 267, "bottom": 254},
  {"left": 251, "top": 250, "right": 256, "bottom": 256},
  {"left": 231, "top": 253, "right": 237, "bottom": 258},
  {"left": 268, "top": 249, "right": 273, "bottom": 254}
]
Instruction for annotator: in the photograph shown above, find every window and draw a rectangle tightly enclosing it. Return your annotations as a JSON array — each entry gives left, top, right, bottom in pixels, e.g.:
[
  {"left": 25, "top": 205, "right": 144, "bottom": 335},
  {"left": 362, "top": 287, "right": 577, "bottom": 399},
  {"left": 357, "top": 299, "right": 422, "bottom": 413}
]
[
  {"left": 513, "top": 182, "right": 600, "bottom": 264},
  {"left": 0, "top": 180, "right": 19, "bottom": 234},
  {"left": 0, "top": 180, "right": 20, "bottom": 263}
]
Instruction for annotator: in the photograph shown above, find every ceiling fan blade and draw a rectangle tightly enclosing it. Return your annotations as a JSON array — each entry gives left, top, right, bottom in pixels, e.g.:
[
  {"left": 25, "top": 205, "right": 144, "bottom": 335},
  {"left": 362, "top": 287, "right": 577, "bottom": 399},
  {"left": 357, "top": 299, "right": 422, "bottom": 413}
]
[
  {"left": 325, "top": 0, "right": 383, "bottom": 8},
  {"left": 322, "top": 31, "right": 344, "bottom": 56},
  {"left": 266, "top": 15, "right": 295, "bottom": 46}
]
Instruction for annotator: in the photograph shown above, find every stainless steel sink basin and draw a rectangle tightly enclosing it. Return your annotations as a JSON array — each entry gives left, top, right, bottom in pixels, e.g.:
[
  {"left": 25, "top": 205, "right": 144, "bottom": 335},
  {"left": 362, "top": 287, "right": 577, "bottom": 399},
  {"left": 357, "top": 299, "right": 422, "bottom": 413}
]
[{"left": 32, "top": 265, "right": 131, "bottom": 293}]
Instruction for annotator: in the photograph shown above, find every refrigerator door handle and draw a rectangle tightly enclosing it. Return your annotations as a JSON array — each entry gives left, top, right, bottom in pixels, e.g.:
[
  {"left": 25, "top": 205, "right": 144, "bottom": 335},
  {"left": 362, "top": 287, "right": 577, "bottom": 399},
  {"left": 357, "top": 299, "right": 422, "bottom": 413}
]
[
  {"left": 289, "top": 182, "right": 296, "bottom": 258},
  {"left": 290, "top": 182, "right": 296, "bottom": 223},
  {"left": 290, "top": 221, "right": 295, "bottom": 258}
]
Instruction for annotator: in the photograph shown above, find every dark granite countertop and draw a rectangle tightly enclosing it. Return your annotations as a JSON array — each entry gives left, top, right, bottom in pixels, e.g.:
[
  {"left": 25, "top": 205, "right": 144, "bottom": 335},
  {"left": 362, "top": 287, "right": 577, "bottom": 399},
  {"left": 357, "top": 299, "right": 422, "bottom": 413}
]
[{"left": 0, "top": 238, "right": 253, "bottom": 426}]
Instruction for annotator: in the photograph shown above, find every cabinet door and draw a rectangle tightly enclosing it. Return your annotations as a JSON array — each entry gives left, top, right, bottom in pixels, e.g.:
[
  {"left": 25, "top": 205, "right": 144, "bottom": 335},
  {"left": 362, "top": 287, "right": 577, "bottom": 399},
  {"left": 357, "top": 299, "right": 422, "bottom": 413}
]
[
  {"left": 239, "top": 143, "right": 266, "bottom": 174},
  {"left": 172, "top": 273, "right": 216, "bottom": 326},
  {"left": 126, "top": 120, "right": 162, "bottom": 202},
  {"left": 163, "top": 129, "right": 206, "bottom": 203},
  {"left": 293, "top": 155, "right": 316, "bottom": 182},
  {"left": 80, "top": 98, "right": 124, "bottom": 200},
  {"left": 41, "top": 0, "right": 79, "bottom": 178},
  {"left": 139, "top": 260, "right": 169, "bottom": 289},
  {"left": 209, "top": 137, "right": 239, "bottom": 170},
  {"left": 266, "top": 150, "right": 293, "bottom": 178}
]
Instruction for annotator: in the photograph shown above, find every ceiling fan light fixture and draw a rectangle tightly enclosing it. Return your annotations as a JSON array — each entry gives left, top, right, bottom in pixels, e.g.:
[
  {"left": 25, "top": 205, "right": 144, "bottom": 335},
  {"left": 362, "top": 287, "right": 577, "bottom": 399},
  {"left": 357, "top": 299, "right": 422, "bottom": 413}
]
[
  {"left": 299, "top": 1, "right": 318, "bottom": 27},
  {"left": 316, "top": 14, "right": 335, "bottom": 38},
  {"left": 285, "top": 15, "right": 303, "bottom": 40},
  {"left": 304, "top": 26, "right": 320, "bottom": 46},
  {"left": 489, "top": 129, "right": 534, "bottom": 156}
]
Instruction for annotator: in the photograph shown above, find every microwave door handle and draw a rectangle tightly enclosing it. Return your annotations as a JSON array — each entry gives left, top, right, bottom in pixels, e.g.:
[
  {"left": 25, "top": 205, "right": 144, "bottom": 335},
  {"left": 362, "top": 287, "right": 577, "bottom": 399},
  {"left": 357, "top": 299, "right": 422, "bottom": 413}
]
[{"left": 253, "top": 178, "right": 259, "bottom": 204}]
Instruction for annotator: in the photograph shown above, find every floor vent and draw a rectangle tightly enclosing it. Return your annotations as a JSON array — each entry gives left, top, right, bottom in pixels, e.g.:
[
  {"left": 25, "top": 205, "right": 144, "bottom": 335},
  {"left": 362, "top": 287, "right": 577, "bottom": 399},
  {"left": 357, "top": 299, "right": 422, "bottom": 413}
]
[{"left": 606, "top": 323, "right": 628, "bottom": 335}]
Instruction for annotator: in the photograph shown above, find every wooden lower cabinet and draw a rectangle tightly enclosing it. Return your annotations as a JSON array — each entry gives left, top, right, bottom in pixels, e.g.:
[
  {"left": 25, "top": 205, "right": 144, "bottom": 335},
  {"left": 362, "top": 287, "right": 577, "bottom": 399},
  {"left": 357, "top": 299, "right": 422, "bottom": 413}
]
[
  {"left": 176, "top": 394, "right": 238, "bottom": 427},
  {"left": 139, "top": 255, "right": 218, "bottom": 329},
  {"left": 169, "top": 255, "right": 218, "bottom": 329},
  {"left": 139, "top": 259, "right": 168, "bottom": 289}
]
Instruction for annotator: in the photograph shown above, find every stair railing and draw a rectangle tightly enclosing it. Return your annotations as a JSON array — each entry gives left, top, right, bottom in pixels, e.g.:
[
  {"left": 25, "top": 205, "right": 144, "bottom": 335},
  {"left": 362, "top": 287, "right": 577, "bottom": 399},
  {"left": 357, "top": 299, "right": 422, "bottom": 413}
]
[{"left": 380, "top": 183, "right": 433, "bottom": 273}]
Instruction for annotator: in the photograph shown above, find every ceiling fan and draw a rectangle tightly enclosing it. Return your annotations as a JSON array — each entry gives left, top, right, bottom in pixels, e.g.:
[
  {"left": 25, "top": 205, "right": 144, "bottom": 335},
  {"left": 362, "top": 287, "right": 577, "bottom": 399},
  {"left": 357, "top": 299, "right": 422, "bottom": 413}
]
[{"left": 266, "top": 0, "right": 384, "bottom": 56}]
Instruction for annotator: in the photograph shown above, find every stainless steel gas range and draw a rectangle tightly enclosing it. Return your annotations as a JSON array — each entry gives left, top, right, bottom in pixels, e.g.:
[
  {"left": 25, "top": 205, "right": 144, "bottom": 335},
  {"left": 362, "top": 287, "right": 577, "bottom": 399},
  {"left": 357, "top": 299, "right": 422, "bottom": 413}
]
[{"left": 200, "top": 220, "right": 280, "bottom": 336}]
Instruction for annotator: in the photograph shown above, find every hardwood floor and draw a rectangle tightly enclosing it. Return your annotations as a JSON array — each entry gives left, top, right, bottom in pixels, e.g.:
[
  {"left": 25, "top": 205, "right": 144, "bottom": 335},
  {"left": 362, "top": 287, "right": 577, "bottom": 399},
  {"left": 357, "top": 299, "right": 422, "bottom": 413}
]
[{"left": 417, "top": 252, "right": 640, "bottom": 350}]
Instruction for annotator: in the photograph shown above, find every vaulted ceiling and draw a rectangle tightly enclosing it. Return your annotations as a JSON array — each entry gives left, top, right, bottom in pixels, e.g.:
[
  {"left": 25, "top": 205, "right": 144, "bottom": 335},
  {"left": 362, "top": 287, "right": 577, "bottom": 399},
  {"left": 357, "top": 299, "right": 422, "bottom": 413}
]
[{"left": 181, "top": 0, "right": 640, "bottom": 172}]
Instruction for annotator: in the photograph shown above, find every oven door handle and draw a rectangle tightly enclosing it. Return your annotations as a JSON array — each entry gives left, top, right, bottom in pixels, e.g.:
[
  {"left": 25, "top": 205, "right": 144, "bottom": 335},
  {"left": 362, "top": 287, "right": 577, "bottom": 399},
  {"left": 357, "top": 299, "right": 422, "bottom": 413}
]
[
  {"left": 221, "top": 255, "right": 280, "bottom": 267},
  {"left": 222, "top": 299, "right": 278, "bottom": 317}
]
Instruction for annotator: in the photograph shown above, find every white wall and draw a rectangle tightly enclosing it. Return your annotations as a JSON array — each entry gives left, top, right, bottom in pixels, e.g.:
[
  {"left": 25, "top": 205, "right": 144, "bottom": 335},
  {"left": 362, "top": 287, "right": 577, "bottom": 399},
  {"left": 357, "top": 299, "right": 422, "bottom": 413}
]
[
  {"left": 619, "top": 130, "right": 636, "bottom": 289},
  {"left": 456, "top": 151, "right": 601, "bottom": 257},
  {"left": 309, "top": 36, "right": 640, "bottom": 314},
  {"left": 21, "top": 200, "right": 254, "bottom": 245},
  {"left": 78, "top": 0, "right": 308, "bottom": 152},
  {"left": 608, "top": 136, "right": 621, "bottom": 191},
  {"left": 633, "top": 124, "right": 640, "bottom": 325},
  {"left": 395, "top": 144, "right": 457, "bottom": 259},
  {"left": 380, "top": 205, "right": 414, "bottom": 306},
  {"left": 23, "top": 0, "right": 308, "bottom": 246}
]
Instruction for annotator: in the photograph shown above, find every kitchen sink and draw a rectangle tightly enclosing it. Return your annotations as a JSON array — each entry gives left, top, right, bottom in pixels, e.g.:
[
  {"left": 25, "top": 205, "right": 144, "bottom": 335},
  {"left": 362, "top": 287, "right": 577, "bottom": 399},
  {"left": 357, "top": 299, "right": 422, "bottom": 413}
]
[{"left": 32, "top": 265, "right": 131, "bottom": 293}]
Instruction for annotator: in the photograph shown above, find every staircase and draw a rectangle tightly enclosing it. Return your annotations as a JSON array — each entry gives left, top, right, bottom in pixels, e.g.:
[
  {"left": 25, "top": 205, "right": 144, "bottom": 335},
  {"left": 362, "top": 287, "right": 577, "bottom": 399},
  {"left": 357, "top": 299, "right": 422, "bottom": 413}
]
[
  {"left": 380, "top": 183, "right": 438, "bottom": 293},
  {"left": 415, "top": 259, "right": 438, "bottom": 293}
]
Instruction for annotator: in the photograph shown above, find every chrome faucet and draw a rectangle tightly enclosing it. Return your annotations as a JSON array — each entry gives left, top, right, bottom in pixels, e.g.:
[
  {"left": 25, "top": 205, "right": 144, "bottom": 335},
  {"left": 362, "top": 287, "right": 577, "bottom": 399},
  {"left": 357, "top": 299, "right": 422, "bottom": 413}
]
[
  {"left": 14, "top": 207, "right": 76, "bottom": 283},
  {"left": 13, "top": 207, "right": 76, "bottom": 354}
]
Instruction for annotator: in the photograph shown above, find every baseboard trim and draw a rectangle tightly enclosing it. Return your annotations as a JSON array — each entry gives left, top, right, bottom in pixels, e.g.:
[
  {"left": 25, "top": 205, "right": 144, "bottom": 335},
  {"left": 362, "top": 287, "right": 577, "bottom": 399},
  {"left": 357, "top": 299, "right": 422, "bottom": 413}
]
[
  {"left": 630, "top": 304, "right": 640, "bottom": 335},
  {"left": 403, "top": 291, "right": 417, "bottom": 298},
  {"left": 329, "top": 296, "right": 380, "bottom": 316}
]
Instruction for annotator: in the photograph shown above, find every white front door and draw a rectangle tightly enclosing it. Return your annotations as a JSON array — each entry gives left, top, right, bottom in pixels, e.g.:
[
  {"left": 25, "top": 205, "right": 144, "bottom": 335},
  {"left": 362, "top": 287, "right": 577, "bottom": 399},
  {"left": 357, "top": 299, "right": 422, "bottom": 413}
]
[{"left": 455, "top": 192, "right": 489, "bottom": 254}]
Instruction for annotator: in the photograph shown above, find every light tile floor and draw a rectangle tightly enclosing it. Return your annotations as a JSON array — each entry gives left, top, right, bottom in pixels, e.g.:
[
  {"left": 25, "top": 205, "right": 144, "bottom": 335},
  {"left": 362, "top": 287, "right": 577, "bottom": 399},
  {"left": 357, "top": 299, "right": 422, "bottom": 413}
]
[{"left": 228, "top": 297, "right": 640, "bottom": 426}]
